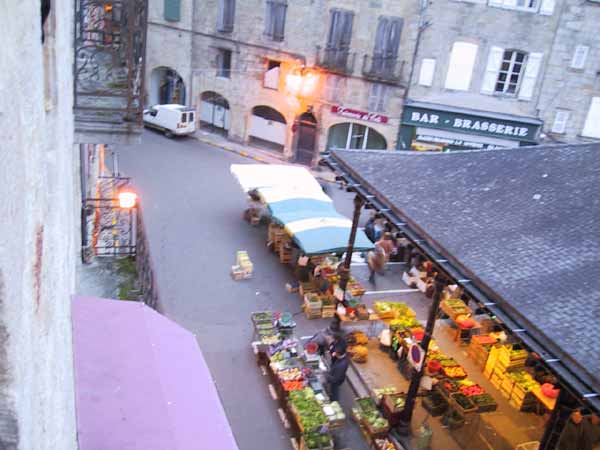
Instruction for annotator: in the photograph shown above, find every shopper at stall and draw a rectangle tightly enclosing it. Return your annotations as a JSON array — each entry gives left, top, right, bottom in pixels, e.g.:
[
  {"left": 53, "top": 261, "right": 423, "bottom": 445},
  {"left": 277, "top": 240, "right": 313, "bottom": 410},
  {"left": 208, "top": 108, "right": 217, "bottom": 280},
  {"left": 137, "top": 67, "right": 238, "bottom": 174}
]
[
  {"left": 326, "top": 340, "right": 350, "bottom": 401},
  {"left": 367, "top": 245, "right": 387, "bottom": 284},
  {"left": 376, "top": 232, "right": 396, "bottom": 263},
  {"left": 558, "top": 408, "right": 595, "bottom": 450},
  {"left": 309, "top": 318, "right": 342, "bottom": 356}
]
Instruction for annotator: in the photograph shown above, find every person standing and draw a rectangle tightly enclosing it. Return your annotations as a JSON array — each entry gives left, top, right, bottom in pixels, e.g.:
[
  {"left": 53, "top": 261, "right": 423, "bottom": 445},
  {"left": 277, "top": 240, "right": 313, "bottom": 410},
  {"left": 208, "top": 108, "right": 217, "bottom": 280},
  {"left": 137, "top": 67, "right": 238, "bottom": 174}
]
[
  {"left": 558, "top": 409, "right": 594, "bottom": 450},
  {"left": 326, "top": 341, "right": 350, "bottom": 401},
  {"left": 367, "top": 246, "right": 387, "bottom": 284}
]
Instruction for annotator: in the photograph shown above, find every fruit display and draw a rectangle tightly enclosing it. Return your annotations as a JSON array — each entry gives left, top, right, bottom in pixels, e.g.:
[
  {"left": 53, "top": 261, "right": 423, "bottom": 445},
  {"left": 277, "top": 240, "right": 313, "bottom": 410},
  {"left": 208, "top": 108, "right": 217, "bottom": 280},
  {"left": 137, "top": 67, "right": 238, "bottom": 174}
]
[
  {"left": 373, "top": 386, "right": 398, "bottom": 402},
  {"left": 450, "top": 393, "right": 477, "bottom": 412},
  {"left": 322, "top": 401, "right": 346, "bottom": 423},
  {"left": 382, "top": 393, "right": 406, "bottom": 413},
  {"left": 375, "top": 302, "right": 416, "bottom": 320},
  {"left": 352, "top": 397, "right": 389, "bottom": 433},
  {"left": 278, "top": 367, "right": 303, "bottom": 381},
  {"left": 470, "top": 393, "right": 498, "bottom": 412},
  {"left": 261, "top": 334, "right": 281, "bottom": 345},
  {"left": 460, "top": 384, "right": 484, "bottom": 397},
  {"left": 442, "top": 366, "right": 467, "bottom": 379},
  {"left": 442, "top": 299, "right": 471, "bottom": 317},
  {"left": 347, "top": 331, "right": 369, "bottom": 345},
  {"left": 374, "top": 438, "right": 397, "bottom": 450},
  {"left": 350, "top": 345, "right": 368, "bottom": 363},
  {"left": 282, "top": 380, "right": 305, "bottom": 391},
  {"left": 507, "top": 370, "right": 540, "bottom": 392},
  {"left": 289, "top": 388, "right": 328, "bottom": 431}
]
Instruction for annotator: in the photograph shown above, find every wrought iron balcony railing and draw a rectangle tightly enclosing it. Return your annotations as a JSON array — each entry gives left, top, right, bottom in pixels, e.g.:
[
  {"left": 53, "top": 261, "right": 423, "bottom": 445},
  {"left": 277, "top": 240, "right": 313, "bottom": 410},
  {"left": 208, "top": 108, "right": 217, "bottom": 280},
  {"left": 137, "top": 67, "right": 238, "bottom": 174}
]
[
  {"left": 362, "top": 55, "right": 405, "bottom": 84},
  {"left": 315, "top": 47, "right": 356, "bottom": 75},
  {"left": 73, "top": 0, "right": 149, "bottom": 144}
]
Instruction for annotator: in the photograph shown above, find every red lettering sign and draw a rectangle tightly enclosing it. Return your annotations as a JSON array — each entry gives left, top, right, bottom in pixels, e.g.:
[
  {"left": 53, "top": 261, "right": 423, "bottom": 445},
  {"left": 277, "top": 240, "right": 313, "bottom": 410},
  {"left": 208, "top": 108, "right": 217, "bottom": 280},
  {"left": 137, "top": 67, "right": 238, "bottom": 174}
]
[{"left": 331, "top": 105, "right": 389, "bottom": 124}]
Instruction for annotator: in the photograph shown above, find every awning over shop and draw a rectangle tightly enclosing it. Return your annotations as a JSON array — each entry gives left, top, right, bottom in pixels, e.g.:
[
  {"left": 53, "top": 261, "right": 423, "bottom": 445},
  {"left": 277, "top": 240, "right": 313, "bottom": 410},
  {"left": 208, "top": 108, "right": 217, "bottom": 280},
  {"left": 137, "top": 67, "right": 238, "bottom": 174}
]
[
  {"left": 72, "top": 296, "right": 239, "bottom": 450},
  {"left": 230, "top": 163, "right": 323, "bottom": 193},
  {"left": 285, "top": 217, "right": 374, "bottom": 255},
  {"left": 326, "top": 145, "right": 600, "bottom": 408}
]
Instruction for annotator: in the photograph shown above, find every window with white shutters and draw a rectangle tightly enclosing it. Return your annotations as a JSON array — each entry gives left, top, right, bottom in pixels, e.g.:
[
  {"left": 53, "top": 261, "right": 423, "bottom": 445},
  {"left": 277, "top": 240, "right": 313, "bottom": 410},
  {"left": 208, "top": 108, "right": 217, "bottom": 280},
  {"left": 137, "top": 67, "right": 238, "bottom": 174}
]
[
  {"left": 570, "top": 45, "right": 589, "bottom": 70},
  {"left": 495, "top": 50, "right": 527, "bottom": 95},
  {"left": 368, "top": 83, "right": 389, "bottom": 112},
  {"left": 518, "top": 52, "right": 542, "bottom": 100},
  {"left": 481, "top": 46, "right": 504, "bottom": 95},
  {"left": 419, "top": 59, "right": 436, "bottom": 87},
  {"left": 539, "top": 0, "right": 555, "bottom": 15},
  {"left": 265, "top": 1, "right": 287, "bottom": 41},
  {"left": 445, "top": 42, "right": 478, "bottom": 91},
  {"left": 582, "top": 97, "right": 600, "bottom": 138},
  {"left": 217, "top": 0, "right": 236, "bottom": 33},
  {"left": 551, "top": 110, "right": 570, "bottom": 134}
]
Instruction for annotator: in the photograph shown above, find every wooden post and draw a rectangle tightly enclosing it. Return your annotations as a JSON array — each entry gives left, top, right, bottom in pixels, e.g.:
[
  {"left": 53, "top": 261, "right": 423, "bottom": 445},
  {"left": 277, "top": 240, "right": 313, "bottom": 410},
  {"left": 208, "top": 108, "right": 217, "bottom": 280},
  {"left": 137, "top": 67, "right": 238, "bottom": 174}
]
[
  {"left": 397, "top": 275, "right": 446, "bottom": 434},
  {"left": 339, "top": 195, "right": 364, "bottom": 297}
]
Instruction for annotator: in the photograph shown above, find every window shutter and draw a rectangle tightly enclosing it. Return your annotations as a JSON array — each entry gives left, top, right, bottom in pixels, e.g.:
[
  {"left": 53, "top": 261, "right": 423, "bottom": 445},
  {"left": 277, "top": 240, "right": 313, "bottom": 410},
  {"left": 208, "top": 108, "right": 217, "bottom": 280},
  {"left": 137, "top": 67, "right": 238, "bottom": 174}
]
[
  {"left": 419, "top": 58, "right": 436, "bottom": 86},
  {"left": 274, "top": 3, "right": 287, "bottom": 40},
  {"left": 373, "top": 18, "right": 388, "bottom": 58},
  {"left": 539, "top": 0, "right": 555, "bottom": 15},
  {"left": 481, "top": 46, "right": 504, "bottom": 95},
  {"left": 368, "top": 84, "right": 380, "bottom": 111},
  {"left": 226, "top": 0, "right": 236, "bottom": 31},
  {"left": 518, "top": 52, "right": 543, "bottom": 101},
  {"left": 444, "top": 42, "right": 478, "bottom": 91},
  {"left": 551, "top": 110, "right": 569, "bottom": 134},
  {"left": 570, "top": 45, "right": 589, "bottom": 70},
  {"left": 582, "top": 97, "right": 600, "bottom": 138},
  {"left": 378, "top": 85, "right": 389, "bottom": 112},
  {"left": 265, "top": 1, "right": 274, "bottom": 37},
  {"left": 164, "top": 0, "right": 181, "bottom": 22},
  {"left": 340, "top": 11, "right": 354, "bottom": 50},
  {"left": 387, "top": 18, "right": 403, "bottom": 59},
  {"left": 327, "top": 10, "right": 341, "bottom": 48}
]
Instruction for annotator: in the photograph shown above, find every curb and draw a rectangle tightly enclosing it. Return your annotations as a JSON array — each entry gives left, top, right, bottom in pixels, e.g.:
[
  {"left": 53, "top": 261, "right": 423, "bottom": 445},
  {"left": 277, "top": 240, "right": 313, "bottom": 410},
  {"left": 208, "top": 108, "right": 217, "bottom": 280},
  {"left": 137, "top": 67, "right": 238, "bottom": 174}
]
[{"left": 193, "top": 134, "right": 337, "bottom": 184}]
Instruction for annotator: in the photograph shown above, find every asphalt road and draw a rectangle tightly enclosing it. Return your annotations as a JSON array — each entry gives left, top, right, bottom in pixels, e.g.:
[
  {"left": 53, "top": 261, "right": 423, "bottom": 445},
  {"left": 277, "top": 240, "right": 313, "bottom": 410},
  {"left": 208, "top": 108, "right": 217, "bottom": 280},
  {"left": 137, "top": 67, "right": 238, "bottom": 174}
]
[{"left": 116, "top": 130, "right": 409, "bottom": 450}]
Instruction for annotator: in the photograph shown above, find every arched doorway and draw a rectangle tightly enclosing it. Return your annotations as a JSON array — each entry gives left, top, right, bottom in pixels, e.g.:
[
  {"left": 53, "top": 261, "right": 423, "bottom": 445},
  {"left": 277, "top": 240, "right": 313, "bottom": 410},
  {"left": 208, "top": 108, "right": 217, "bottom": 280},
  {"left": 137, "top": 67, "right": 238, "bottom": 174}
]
[
  {"left": 149, "top": 67, "right": 186, "bottom": 106},
  {"left": 326, "top": 122, "right": 387, "bottom": 150},
  {"left": 199, "top": 91, "right": 230, "bottom": 135},
  {"left": 248, "top": 106, "right": 287, "bottom": 153},
  {"left": 295, "top": 112, "right": 318, "bottom": 165}
]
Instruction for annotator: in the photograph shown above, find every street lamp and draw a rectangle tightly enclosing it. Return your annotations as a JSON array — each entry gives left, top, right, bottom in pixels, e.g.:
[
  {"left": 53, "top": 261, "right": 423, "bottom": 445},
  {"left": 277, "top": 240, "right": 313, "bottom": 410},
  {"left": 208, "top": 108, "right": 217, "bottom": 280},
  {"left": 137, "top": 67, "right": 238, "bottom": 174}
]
[{"left": 118, "top": 190, "right": 137, "bottom": 209}]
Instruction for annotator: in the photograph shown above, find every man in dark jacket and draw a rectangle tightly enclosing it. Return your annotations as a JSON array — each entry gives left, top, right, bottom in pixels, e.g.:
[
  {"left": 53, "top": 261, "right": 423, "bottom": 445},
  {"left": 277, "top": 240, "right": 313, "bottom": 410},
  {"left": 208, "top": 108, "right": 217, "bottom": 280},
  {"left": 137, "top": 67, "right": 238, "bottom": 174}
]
[
  {"left": 326, "top": 341, "right": 350, "bottom": 401},
  {"left": 558, "top": 409, "right": 595, "bottom": 450}
]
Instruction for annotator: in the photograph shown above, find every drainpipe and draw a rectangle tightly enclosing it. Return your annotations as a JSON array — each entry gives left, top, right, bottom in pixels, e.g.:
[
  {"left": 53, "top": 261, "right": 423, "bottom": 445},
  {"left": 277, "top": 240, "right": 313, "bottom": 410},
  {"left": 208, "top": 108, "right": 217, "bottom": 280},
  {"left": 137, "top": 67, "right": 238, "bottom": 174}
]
[{"left": 396, "top": 1, "right": 431, "bottom": 149}]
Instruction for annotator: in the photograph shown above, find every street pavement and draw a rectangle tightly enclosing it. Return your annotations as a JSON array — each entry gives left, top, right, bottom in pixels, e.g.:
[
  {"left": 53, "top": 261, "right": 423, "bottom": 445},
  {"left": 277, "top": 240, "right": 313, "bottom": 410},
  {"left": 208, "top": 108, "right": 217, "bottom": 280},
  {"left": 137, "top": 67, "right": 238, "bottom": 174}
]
[{"left": 116, "top": 130, "right": 411, "bottom": 450}]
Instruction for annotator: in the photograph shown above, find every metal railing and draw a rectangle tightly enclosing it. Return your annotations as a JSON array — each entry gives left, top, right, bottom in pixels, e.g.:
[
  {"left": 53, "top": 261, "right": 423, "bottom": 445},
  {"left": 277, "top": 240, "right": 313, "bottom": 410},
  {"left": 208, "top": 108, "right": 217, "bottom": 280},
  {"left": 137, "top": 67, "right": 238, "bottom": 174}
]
[
  {"left": 315, "top": 47, "right": 356, "bottom": 75},
  {"left": 362, "top": 55, "right": 405, "bottom": 83},
  {"left": 73, "top": 0, "right": 149, "bottom": 140}
]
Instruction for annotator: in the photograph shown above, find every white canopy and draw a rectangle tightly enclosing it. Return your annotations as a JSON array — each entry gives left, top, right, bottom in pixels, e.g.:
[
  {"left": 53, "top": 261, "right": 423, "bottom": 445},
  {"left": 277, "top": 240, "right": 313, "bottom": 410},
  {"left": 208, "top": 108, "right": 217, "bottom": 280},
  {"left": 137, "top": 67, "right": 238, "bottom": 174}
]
[{"left": 230, "top": 164, "right": 323, "bottom": 194}]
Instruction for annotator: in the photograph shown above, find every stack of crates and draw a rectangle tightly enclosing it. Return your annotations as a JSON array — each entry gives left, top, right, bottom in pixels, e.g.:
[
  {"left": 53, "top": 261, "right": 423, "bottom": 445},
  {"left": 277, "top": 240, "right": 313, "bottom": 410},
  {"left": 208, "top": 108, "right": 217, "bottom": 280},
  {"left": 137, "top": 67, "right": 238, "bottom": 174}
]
[
  {"left": 279, "top": 240, "right": 293, "bottom": 264},
  {"left": 231, "top": 251, "right": 253, "bottom": 280},
  {"left": 304, "top": 293, "right": 322, "bottom": 319},
  {"left": 468, "top": 336, "right": 492, "bottom": 369},
  {"left": 484, "top": 345, "right": 501, "bottom": 379},
  {"left": 507, "top": 372, "right": 539, "bottom": 411}
]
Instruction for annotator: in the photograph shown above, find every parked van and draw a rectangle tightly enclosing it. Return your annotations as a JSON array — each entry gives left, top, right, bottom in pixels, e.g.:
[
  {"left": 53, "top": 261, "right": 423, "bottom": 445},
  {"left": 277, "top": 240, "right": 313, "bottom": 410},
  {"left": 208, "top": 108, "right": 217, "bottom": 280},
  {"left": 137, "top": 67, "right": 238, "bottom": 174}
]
[{"left": 143, "top": 104, "right": 196, "bottom": 137}]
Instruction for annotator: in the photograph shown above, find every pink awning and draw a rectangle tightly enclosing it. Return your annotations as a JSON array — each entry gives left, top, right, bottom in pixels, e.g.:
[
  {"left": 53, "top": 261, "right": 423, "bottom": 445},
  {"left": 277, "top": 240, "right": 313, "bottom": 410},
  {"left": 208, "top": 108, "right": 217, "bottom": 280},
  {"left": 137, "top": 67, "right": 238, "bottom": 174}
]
[{"left": 72, "top": 296, "right": 239, "bottom": 450}]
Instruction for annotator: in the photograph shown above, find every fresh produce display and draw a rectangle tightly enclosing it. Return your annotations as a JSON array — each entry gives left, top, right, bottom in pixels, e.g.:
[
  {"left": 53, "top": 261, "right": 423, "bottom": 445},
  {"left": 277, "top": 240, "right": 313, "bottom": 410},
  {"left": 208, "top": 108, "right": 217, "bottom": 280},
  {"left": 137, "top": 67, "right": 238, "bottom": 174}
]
[
  {"left": 507, "top": 370, "right": 540, "bottom": 392},
  {"left": 353, "top": 397, "right": 389, "bottom": 432},
  {"left": 303, "top": 432, "right": 332, "bottom": 449},
  {"left": 441, "top": 379, "right": 460, "bottom": 393},
  {"left": 460, "top": 384, "right": 484, "bottom": 397},
  {"left": 470, "top": 393, "right": 498, "bottom": 412},
  {"left": 347, "top": 331, "right": 369, "bottom": 345},
  {"left": 373, "top": 386, "right": 398, "bottom": 401},
  {"left": 451, "top": 393, "right": 476, "bottom": 412},
  {"left": 278, "top": 367, "right": 303, "bottom": 381},
  {"left": 374, "top": 438, "right": 396, "bottom": 450},
  {"left": 261, "top": 334, "right": 281, "bottom": 345},
  {"left": 323, "top": 401, "right": 346, "bottom": 422},
  {"left": 383, "top": 393, "right": 406, "bottom": 413},
  {"left": 282, "top": 380, "right": 305, "bottom": 391},
  {"left": 252, "top": 311, "right": 274, "bottom": 323},
  {"left": 442, "top": 366, "right": 467, "bottom": 379},
  {"left": 442, "top": 299, "right": 471, "bottom": 316},
  {"left": 289, "top": 388, "right": 328, "bottom": 431},
  {"left": 350, "top": 345, "right": 368, "bottom": 363}
]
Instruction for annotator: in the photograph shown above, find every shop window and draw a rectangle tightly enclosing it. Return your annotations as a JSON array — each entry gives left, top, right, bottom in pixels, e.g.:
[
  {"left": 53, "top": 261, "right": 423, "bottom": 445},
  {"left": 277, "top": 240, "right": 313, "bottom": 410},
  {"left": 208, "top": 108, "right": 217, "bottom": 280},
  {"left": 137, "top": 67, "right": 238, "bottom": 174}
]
[
  {"left": 164, "top": 0, "right": 181, "bottom": 22},
  {"left": 495, "top": 50, "right": 526, "bottom": 95},
  {"left": 263, "top": 60, "right": 280, "bottom": 90},
  {"left": 582, "top": 97, "right": 600, "bottom": 138},
  {"left": 551, "top": 110, "right": 570, "bottom": 134},
  {"left": 216, "top": 49, "right": 232, "bottom": 78},
  {"left": 444, "top": 42, "right": 478, "bottom": 91},
  {"left": 570, "top": 45, "right": 589, "bottom": 70},
  {"left": 217, "top": 0, "right": 236, "bottom": 33},
  {"left": 419, "top": 58, "right": 436, "bottom": 87},
  {"left": 368, "top": 83, "right": 389, "bottom": 113},
  {"left": 265, "top": 0, "right": 287, "bottom": 41},
  {"left": 327, "top": 123, "right": 387, "bottom": 150}
]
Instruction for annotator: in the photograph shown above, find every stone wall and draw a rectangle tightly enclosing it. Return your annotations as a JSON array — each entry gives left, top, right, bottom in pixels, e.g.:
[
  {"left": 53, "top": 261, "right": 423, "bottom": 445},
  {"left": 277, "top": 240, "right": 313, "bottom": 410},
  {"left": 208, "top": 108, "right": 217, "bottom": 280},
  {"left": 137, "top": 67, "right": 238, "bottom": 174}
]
[{"left": 0, "top": 1, "right": 78, "bottom": 449}]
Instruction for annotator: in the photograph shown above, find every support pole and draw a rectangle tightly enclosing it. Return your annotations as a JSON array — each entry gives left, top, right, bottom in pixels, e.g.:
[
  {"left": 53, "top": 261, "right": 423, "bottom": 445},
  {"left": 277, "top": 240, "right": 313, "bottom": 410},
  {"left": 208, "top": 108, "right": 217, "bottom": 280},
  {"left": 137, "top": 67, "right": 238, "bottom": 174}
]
[
  {"left": 539, "top": 388, "right": 569, "bottom": 450},
  {"left": 397, "top": 275, "right": 446, "bottom": 434},
  {"left": 339, "top": 195, "right": 364, "bottom": 297}
]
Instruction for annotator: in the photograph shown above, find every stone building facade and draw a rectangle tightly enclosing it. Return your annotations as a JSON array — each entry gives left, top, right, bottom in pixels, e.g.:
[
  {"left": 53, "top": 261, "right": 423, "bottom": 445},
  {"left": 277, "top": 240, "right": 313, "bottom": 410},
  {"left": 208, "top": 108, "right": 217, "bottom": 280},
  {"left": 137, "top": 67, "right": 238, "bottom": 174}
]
[
  {"left": 396, "top": 0, "right": 600, "bottom": 150},
  {"left": 0, "top": 1, "right": 79, "bottom": 450},
  {"left": 146, "top": 0, "right": 419, "bottom": 163},
  {"left": 147, "top": 0, "right": 600, "bottom": 156}
]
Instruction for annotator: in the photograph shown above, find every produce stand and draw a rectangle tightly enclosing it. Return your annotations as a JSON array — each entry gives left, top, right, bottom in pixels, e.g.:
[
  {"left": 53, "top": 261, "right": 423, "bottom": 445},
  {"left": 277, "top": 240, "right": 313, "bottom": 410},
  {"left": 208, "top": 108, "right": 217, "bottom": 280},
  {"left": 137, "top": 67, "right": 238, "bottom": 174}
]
[{"left": 251, "top": 311, "right": 346, "bottom": 450}]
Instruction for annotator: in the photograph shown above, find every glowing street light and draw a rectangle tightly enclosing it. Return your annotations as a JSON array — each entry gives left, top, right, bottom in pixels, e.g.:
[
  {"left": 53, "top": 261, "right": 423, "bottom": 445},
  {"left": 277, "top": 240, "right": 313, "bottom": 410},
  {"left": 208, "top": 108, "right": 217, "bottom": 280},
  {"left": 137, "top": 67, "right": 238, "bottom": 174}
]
[{"left": 118, "top": 190, "right": 137, "bottom": 209}]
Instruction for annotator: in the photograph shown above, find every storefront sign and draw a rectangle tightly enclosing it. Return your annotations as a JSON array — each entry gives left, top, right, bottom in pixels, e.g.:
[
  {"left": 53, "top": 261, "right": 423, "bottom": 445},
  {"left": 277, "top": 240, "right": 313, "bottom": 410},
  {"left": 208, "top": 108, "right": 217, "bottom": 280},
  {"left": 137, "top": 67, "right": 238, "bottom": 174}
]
[
  {"left": 331, "top": 105, "right": 389, "bottom": 124},
  {"left": 402, "top": 104, "right": 541, "bottom": 142},
  {"left": 415, "top": 133, "right": 505, "bottom": 150}
]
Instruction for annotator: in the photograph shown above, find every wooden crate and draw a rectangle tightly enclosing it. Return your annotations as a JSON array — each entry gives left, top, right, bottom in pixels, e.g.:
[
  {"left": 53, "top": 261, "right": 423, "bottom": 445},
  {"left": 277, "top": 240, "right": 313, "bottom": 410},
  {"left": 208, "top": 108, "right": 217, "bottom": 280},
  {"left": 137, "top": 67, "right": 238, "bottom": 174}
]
[{"left": 299, "top": 437, "right": 333, "bottom": 450}]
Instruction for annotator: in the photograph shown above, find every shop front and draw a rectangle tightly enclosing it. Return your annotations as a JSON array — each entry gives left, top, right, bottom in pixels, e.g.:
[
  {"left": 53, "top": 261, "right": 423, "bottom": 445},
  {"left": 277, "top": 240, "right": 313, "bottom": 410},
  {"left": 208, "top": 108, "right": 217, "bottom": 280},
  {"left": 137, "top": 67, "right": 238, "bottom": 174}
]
[
  {"left": 326, "top": 105, "right": 390, "bottom": 151},
  {"left": 398, "top": 101, "right": 542, "bottom": 151}
]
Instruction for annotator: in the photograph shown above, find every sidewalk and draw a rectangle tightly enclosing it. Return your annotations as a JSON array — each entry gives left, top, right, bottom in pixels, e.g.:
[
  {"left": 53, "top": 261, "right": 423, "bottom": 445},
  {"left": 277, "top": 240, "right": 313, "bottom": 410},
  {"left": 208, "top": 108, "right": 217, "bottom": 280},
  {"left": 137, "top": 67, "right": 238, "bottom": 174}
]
[{"left": 193, "top": 128, "right": 337, "bottom": 183}]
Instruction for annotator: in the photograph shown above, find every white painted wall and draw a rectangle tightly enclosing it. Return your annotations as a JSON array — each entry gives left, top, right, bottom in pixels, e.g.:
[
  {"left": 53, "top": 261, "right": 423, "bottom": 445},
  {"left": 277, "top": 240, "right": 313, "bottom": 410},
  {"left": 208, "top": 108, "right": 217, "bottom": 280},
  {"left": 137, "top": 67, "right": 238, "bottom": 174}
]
[{"left": 0, "top": 1, "right": 78, "bottom": 450}]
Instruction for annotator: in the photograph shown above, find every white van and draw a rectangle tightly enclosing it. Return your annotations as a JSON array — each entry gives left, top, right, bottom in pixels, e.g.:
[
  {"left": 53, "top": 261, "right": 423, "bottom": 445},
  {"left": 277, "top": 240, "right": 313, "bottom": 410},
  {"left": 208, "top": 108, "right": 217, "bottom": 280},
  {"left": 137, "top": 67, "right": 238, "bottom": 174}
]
[{"left": 143, "top": 104, "right": 196, "bottom": 137}]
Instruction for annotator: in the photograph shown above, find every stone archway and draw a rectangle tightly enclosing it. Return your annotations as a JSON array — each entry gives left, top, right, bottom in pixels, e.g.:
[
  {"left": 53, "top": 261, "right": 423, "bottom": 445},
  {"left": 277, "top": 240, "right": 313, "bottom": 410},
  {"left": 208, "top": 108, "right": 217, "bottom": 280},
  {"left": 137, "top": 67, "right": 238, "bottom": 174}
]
[
  {"left": 295, "top": 112, "right": 318, "bottom": 165},
  {"left": 248, "top": 105, "right": 288, "bottom": 153},
  {"left": 149, "top": 67, "right": 186, "bottom": 106},
  {"left": 199, "top": 91, "right": 230, "bottom": 135}
]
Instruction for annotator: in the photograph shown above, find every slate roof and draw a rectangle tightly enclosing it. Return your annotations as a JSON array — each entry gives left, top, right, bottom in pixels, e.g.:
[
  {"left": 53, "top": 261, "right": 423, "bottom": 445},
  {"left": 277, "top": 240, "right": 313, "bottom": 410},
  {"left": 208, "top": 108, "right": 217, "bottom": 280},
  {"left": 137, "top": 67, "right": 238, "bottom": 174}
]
[{"left": 332, "top": 144, "right": 600, "bottom": 395}]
